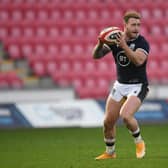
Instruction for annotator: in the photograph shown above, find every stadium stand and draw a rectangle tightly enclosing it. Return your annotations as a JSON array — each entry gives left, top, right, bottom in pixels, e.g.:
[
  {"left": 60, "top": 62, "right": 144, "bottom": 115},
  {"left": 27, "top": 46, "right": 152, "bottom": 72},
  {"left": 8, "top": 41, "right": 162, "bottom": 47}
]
[{"left": 0, "top": 0, "right": 168, "bottom": 99}]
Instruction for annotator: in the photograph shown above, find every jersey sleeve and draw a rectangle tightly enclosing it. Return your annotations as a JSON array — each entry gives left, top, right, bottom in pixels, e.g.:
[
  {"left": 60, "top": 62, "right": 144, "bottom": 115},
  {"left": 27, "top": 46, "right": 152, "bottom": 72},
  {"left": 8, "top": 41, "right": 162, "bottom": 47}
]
[{"left": 136, "top": 37, "right": 150, "bottom": 56}]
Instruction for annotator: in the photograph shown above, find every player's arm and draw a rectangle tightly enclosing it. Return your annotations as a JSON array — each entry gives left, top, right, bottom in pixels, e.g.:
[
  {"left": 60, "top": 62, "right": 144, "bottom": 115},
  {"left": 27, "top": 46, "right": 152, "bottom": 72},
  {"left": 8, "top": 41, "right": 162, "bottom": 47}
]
[
  {"left": 92, "top": 40, "right": 111, "bottom": 59},
  {"left": 122, "top": 45, "right": 147, "bottom": 66},
  {"left": 116, "top": 33, "right": 147, "bottom": 66}
]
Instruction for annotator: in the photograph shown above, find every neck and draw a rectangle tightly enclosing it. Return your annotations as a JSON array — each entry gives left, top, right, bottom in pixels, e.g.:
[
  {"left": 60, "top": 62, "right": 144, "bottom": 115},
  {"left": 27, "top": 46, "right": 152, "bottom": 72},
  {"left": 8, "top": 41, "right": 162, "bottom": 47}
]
[{"left": 124, "top": 32, "right": 139, "bottom": 41}]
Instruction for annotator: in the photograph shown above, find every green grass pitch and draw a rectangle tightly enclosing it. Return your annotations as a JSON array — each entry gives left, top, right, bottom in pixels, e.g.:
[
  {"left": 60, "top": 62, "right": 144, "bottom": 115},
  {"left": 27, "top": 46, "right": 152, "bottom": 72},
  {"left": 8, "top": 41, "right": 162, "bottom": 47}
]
[{"left": 0, "top": 124, "right": 168, "bottom": 168}]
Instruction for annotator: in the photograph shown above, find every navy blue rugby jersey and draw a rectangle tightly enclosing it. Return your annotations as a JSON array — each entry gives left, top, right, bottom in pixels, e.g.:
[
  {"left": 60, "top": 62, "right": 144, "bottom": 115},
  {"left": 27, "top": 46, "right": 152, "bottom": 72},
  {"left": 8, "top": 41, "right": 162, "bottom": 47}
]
[{"left": 108, "top": 35, "right": 150, "bottom": 84}]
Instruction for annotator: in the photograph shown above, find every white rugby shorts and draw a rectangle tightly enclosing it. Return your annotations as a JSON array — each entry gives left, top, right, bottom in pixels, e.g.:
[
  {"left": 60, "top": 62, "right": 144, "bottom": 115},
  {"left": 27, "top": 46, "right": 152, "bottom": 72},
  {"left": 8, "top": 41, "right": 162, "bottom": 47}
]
[{"left": 110, "top": 81, "right": 149, "bottom": 102}]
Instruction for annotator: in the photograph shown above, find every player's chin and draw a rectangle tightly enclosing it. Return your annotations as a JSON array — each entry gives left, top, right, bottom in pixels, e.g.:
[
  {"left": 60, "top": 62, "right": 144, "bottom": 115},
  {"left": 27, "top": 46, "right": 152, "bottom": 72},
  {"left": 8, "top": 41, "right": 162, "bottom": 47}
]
[{"left": 131, "top": 32, "right": 139, "bottom": 38}]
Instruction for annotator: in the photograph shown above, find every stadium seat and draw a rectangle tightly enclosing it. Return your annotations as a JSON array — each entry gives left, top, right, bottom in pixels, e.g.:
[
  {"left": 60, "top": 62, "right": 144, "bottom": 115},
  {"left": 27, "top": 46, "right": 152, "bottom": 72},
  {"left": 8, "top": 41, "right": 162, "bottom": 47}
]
[
  {"left": 36, "top": 27, "right": 48, "bottom": 38},
  {"left": 0, "top": 73, "right": 9, "bottom": 88},
  {"left": 52, "top": 71, "right": 74, "bottom": 87},
  {"left": 23, "top": 27, "right": 35, "bottom": 38},
  {"left": 160, "top": 42, "right": 168, "bottom": 58},
  {"left": 21, "top": 43, "right": 34, "bottom": 58},
  {"left": 8, "top": 44, "right": 22, "bottom": 59},
  {"left": 72, "top": 76, "right": 85, "bottom": 87},
  {"left": 37, "top": 10, "right": 48, "bottom": 21},
  {"left": 10, "top": 27, "right": 22, "bottom": 38},
  {"left": 0, "top": 10, "right": 9, "bottom": 21},
  {"left": 84, "top": 61, "right": 96, "bottom": 72},
  {"left": 6, "top": 71, "right": 24, "bottom": 89},
  {"left": 75, "top": 77, "right": 110, "bottom": 99},
  {"left": 152, "top": 7, "right": 164, "bottom": 20},
  {"left": 140, "top": 8, "right": 151, "bottom": 21},
  {"left": 99, "top": 9, "right": 111, "bottom": 20},
  {"left": 48, "top": 27, "right": 59, "bottom": 38},
  {"left": 11, "top": 10, "right": 23, "bottom": 21},
  {"left": 76, "top": 80, "right": 97, "bottom": 99},
  {"left": 72, "top": 61, "right": 84, "bottom": 72},
  {"left": 34, "top": 44, "right": 47, "bottom": 55},
  {"left": 75, "top": 9, "right": 87, "bottom": 21},
  {"left": 154, "top": 62, "right": 168, "bottom": 83},
  {"left": 29, "top": 56, "right": 47, "bottom": 77},
  {"left": 0, "top": 27, "right": 8, "bottom": 40},
  {"left": 149, "top": 42, "right": 160, "bottom": 56},
  {"left": 97, "top": 61, "right": 110, "bottom": 72},
  {"left": 47, "top": 44, "right": 58, "bottom": 56},
  {"left": 61, "top": 27, "right": 73, "bottom": 38},
  {"left": 95, "top": 77, "right": 110, "bottom": 98},
  {"left": 46, "top": 61, "right": 58, "bottom": 76},
  {"left": 150, "top": 25, "right": 162, "bottom": 37},
  {"left": 24, "top": 10, "right": 36, "bottom": 21}
]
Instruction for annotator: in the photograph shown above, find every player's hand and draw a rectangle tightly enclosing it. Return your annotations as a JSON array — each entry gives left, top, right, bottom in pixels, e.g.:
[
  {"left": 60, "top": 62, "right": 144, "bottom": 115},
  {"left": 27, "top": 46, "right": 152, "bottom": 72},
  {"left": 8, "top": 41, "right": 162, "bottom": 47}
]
[
  {"left": 116, "top": 32, "right": 127, "bottom": 48},
  {"left": 97, "top": 37, "right": 104, "bottom": 46}
]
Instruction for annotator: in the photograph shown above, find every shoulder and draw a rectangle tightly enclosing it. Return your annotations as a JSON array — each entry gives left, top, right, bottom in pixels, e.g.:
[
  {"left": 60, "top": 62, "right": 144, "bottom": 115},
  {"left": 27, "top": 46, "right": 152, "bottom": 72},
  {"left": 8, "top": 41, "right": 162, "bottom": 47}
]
[
  {"left": 137, "top": 35, "right": 150, "bottom": 47},
  {"left": 135, "top": 35, "right": 150, "bottom": 51}
]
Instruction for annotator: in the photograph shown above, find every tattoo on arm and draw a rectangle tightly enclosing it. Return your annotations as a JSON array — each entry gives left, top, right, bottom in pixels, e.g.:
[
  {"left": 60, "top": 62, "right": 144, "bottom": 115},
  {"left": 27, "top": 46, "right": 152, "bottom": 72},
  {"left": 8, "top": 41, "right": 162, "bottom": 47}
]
[{"left": 93, "top": 44, "right": 111, "bottom": 59}]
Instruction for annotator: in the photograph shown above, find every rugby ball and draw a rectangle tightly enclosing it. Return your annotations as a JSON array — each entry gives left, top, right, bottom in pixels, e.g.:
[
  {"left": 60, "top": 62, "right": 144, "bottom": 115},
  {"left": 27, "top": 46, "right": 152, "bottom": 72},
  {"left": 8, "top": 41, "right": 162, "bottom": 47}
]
[{"left": 99, "top": 27, "right": 122, "bottom": 44}]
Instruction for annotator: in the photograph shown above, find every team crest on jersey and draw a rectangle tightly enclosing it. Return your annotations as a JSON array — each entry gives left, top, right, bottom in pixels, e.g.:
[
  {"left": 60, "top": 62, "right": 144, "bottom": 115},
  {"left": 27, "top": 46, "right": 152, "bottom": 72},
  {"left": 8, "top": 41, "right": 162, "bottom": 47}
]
[
  {"left": 117, "top": 51, "right": 130, "bottom": 67},
  {"left": 129, "top": 43, "right": 135, "bottom": 50}
]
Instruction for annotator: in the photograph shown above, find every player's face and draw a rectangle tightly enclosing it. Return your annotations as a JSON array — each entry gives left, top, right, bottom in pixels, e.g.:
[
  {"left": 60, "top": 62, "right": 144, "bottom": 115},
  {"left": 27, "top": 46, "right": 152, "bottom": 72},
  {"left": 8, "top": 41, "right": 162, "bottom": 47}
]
[{"left": 124, "top": 18, "right": 141, "bottom": 39}]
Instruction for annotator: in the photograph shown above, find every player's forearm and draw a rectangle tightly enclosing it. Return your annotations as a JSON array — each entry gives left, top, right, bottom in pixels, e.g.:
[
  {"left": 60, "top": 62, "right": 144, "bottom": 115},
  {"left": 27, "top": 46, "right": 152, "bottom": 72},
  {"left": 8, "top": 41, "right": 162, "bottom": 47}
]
[
  {"left": 92, "top": 42, "right": 109, "bottom": 59},
  {"left": 122, "top": 44, "right": 145, "bottom": 66}
]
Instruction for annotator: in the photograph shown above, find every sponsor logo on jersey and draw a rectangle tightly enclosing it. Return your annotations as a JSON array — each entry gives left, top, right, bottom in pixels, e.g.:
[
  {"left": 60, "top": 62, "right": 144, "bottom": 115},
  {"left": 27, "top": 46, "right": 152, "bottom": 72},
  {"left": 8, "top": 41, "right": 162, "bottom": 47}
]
[
  {"left": 117, "top": 51, "right": 130, "bottom": 67},
  {"left": 129, "top": 43, "right": 135, "bottom": 50}
]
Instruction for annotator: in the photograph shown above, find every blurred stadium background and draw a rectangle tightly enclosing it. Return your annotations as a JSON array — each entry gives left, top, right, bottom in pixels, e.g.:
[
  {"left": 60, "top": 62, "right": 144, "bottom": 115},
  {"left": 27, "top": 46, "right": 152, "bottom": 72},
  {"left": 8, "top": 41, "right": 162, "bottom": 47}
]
[{"left": 0, "top": 0, "right": 168, "bottom": 167}]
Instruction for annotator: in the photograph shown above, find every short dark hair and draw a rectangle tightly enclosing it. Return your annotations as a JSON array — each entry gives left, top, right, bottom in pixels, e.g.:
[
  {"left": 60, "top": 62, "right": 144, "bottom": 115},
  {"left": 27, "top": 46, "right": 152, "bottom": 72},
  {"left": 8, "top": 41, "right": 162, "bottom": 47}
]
[{"left": 123, "top": 11, "right": 141, "bottom": 23}]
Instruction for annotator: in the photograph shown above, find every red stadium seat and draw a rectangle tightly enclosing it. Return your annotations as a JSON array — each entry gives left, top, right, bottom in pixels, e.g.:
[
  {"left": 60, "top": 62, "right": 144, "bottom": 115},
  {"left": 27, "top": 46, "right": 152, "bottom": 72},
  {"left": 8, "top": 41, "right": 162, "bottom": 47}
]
[
  {"left": 96, "top": 77, "right": 110, "bottom": 98},
  {"left": 72, "top": 78, "right": 84, "bottom": 88},
  {"left": 75, "top": 9, "right": 87, "bottom": 21},
  {"left": 10, "top": 27, "right": 22, "bottom": 38},
  {"left": 7, "top": 44, "right": 22, "bottom": 59},
  {"left": 23, "top": 27, "right": 35, "bottom": 38},
  {"left": 75, "top": 77, "right": 110, "bottom": 99},
  {"left": 6, "top": 71, "right": 23, "bottom": 89},
  {"left": 160, "top": 42, "right": 168, "bottom": 59},
  {"left": 100, "top": 9, "right": 111, "bottom": 20},
  {"left": 36, "top": 27, "right": 48, "bottom": 38},
  {"left": 29, "top": 57, "right": 47, "bottom": 77},
  {"left": 0, "top": 73, "right": 9, "bottom": 88},
  {"left": 140, "top": 8, "right": 151, "bottom": 21},
  {"left": 59, "top": 60, "right": 72, "bottom": 72},
  {"left": 46, "top": 61, "right": 58, "bottom": 76},
  {"left": 72, "top": 61, "right": 84, "bottom": 72},
  {"left": 0, "top": 27, "right": 8, "bottom": 40},
  {"left": 11, "top": 10, "right": 23, "bottom": 21},
  {"left": 0, "top": 10, "right": 9, "bottom": 21},
  {"left": 84, "top": 61, "right": 96, "bottom": 72},
  {"left": 24, "top": 10, "right": 36, "bottom": 21},
  {"left": 152, "top": 7, "right": 164, "bottom": 21},
  {"left": 48, "top": 27, "right": 59, "bottom": 38},
  {"left": 47, "top": 44, "right": 59, "bottom": 56},
  {"left": 0, "top": 71, "right": 23, "bottom": 89},
  {"left": 34, "top": 44, "right": 47, "bottom": 55},
  {"left": 97, "top": 61, "right": 109, "bottom": 71},
  {"left": 149, "top": 42, "right": 160, "bottom": 56},
  {"left": 61, "top": 27, "right": 73, "bottom": 38},
  {"left": 21, "top": 43, "right": 34, "bottom": 58},
  {"left": 37, "top": 10, "right": 48, "bottom": 21},
  {"left": 73, "top": 77, "right": 96, "bottom": 98},
  {"left": 52, "top": 71, "right": 74, "bottom": 87},
  {"left": 150, "top": 25, "right": 162, "bottom": 37}
]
